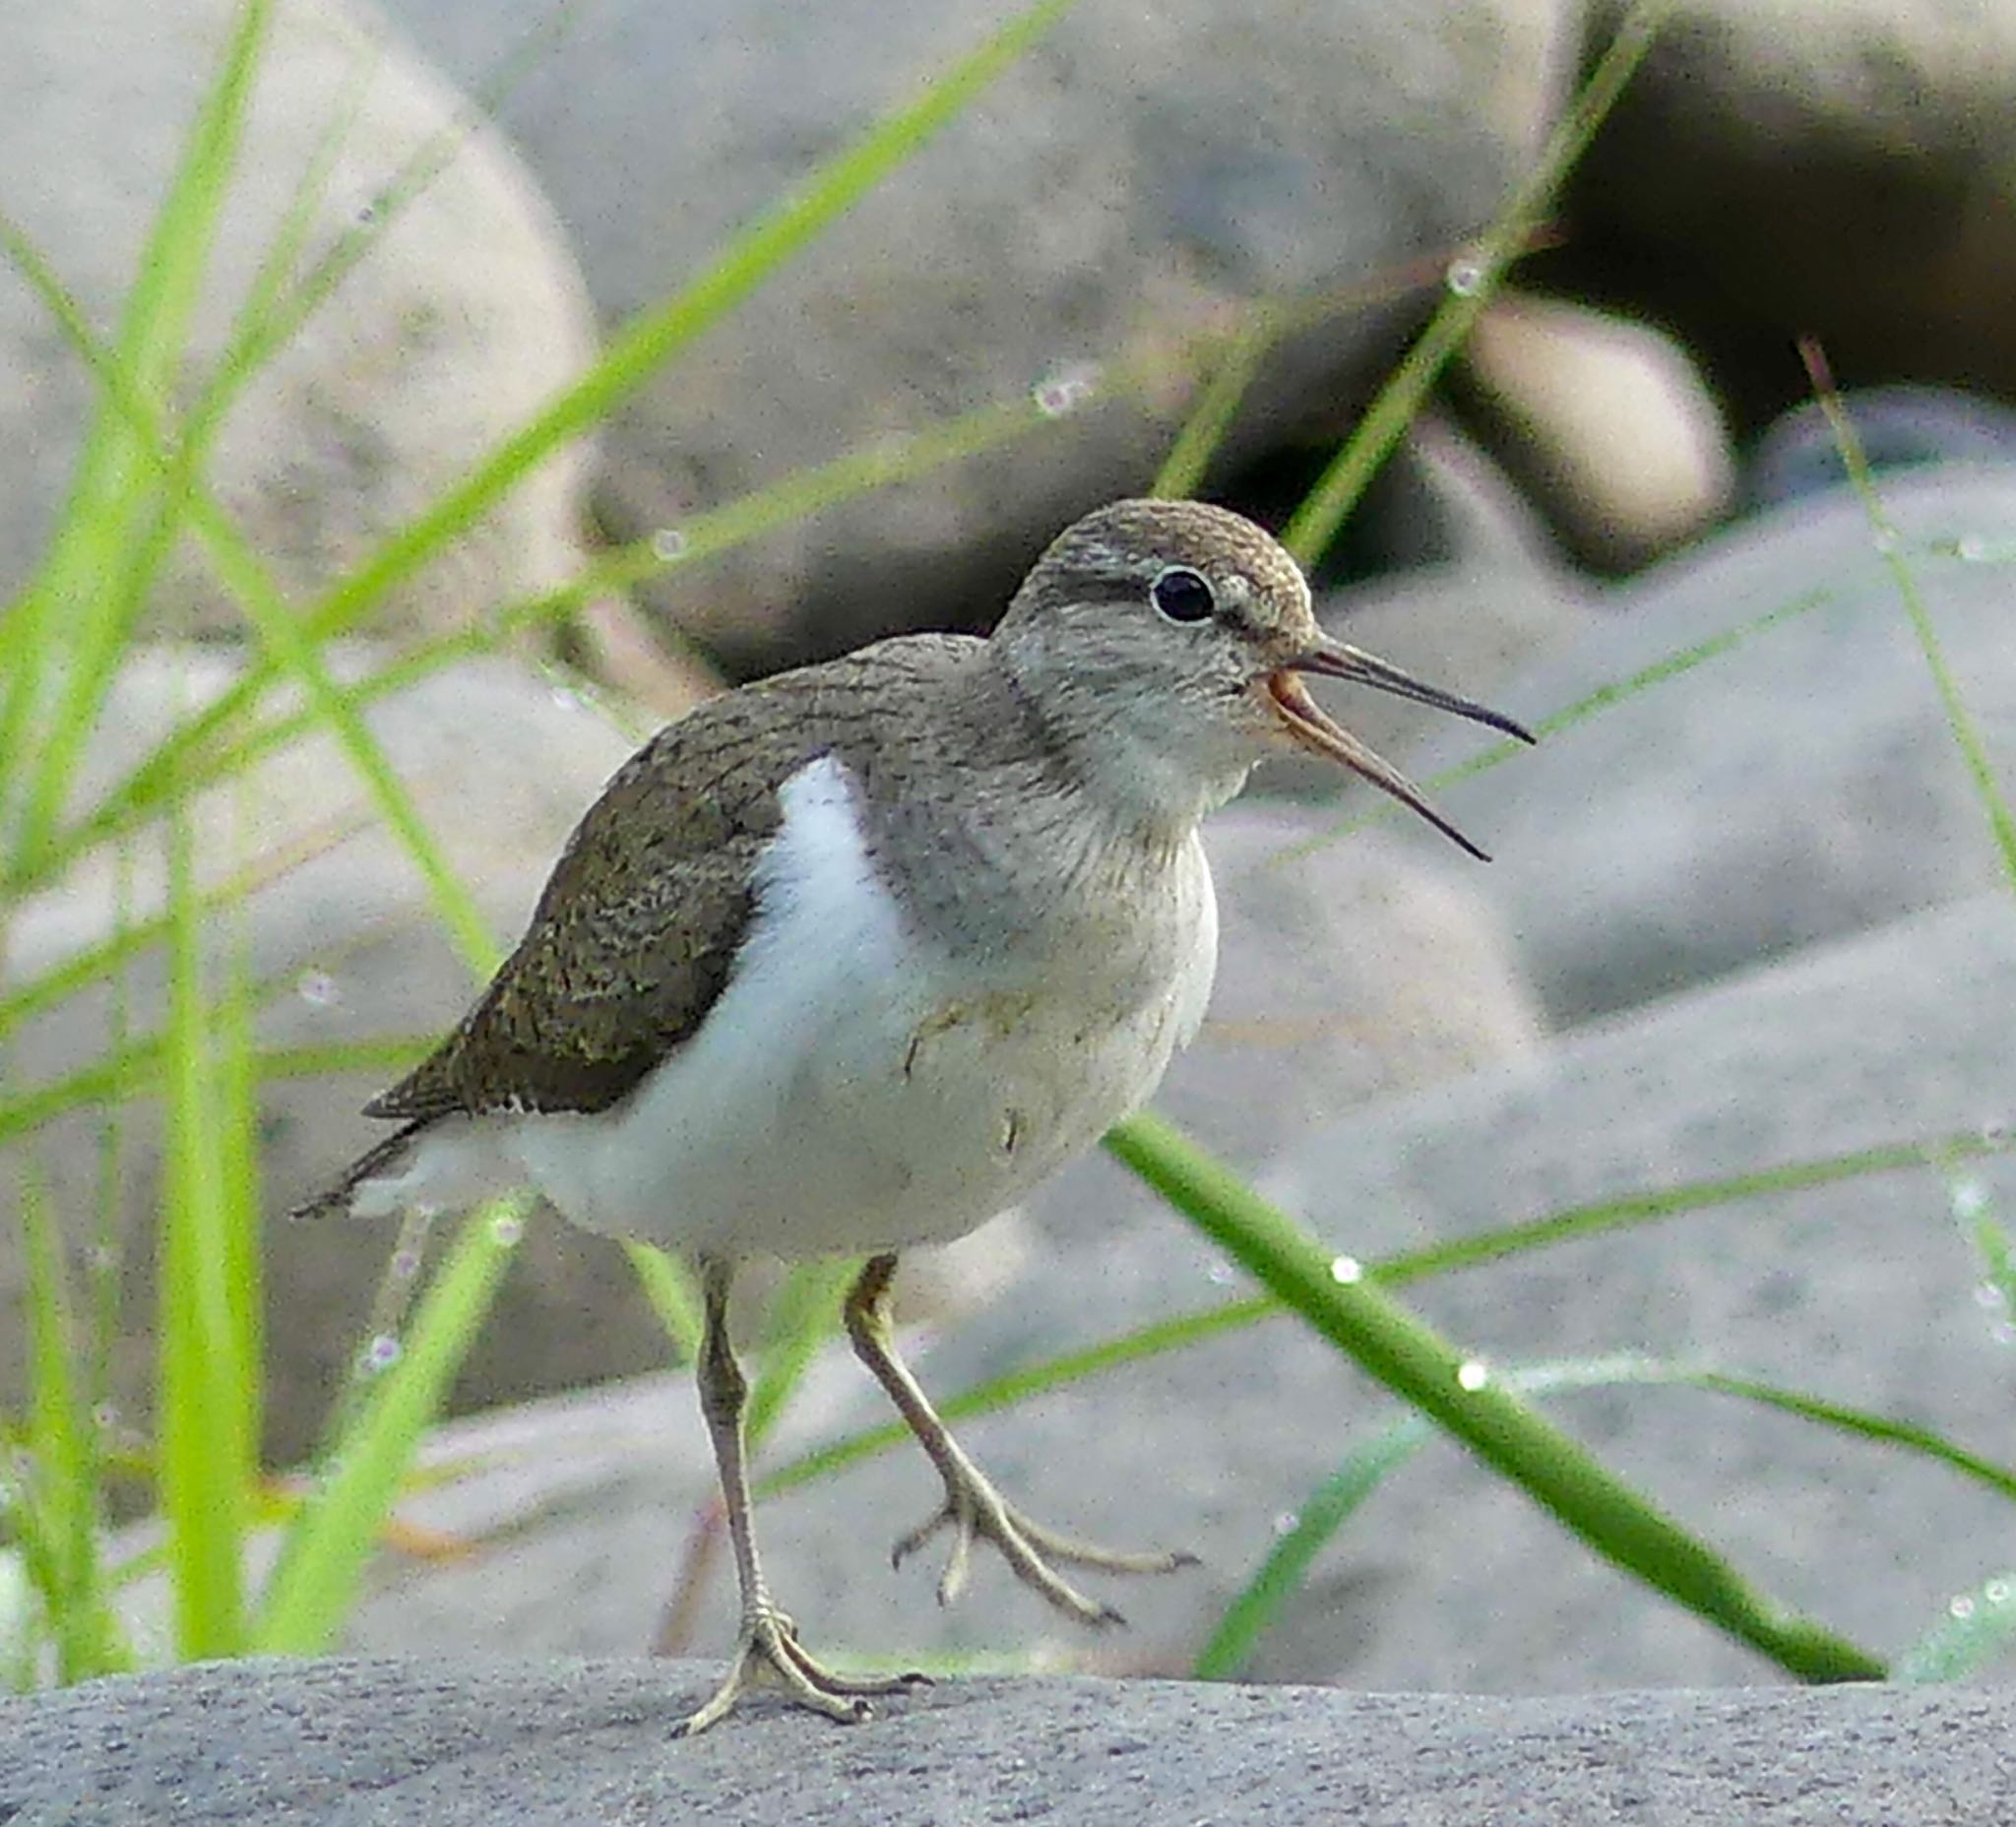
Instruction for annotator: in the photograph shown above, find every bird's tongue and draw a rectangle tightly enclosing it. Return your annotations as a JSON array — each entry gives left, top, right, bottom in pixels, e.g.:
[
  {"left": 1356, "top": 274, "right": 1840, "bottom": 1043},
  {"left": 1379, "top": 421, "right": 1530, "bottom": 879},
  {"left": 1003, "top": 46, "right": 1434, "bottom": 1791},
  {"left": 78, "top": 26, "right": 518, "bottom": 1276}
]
[{"left": 1263, "top": 669, "right": 1492, "bottom": 862}]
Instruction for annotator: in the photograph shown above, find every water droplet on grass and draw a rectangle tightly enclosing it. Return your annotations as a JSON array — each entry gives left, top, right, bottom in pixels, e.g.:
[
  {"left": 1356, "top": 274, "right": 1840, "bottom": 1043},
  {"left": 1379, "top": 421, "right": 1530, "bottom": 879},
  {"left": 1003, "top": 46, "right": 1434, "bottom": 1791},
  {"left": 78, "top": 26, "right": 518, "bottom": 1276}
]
[
  {"left": 1272, "top": 1510, "right": 1300, "bottom": 1537},
  {"left": 652, "top": 528, "right": 688, "bottom": 562},
  {"left": 1951, "top": 1594, "right": 1978, "bottom": 1620},
  {"left": 489, "top": 1211, "right": 524, "bottom": 1247},
  {"left": 358, "top": 1335, "right": 403, "bottom": 1374},
  {"left": 1206, "top": 1259, "right": 1236, "bottom": 1287},
  {"left": 1032, "top": 363, "right": 1101, "bottom": 417},
  {"left": 1986, "top": 1579, "right": 2012, "bottom": 1606},
  {"left": 296, "top": 970, "right": 341, "bottom": 1008},
  {"left": 1456, "top": 1359, "right": 1490, "bottom": 1392},
  {"left": 1329, "top": 1254, "right": 1363, "bottom": 1285},
  {"left": 1952, "top": 1179, "right": 1990, "bottom": 1222},
  {"left": 1445, "top": 257, "right": 1484, "bottom": 297}
]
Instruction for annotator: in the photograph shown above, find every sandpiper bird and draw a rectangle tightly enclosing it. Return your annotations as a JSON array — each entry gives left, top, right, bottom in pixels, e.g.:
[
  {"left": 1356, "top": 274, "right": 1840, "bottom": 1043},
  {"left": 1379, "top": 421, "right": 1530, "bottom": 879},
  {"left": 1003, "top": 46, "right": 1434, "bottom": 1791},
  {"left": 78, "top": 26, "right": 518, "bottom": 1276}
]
[{"left": 301, "top": 498, "right": 1531, "bottom": 1735}]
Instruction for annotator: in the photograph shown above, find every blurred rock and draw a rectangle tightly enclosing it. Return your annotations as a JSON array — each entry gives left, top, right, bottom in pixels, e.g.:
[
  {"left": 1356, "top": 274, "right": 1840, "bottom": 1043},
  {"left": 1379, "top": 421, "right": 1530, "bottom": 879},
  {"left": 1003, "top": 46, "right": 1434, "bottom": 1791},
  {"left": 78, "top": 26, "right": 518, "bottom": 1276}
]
[
  {"left": 377, "top": 0, "right": 1571, "bottom": 673},
  {"left": 0, "top": 0, "right": 616, "bottom": 653},
  {"left": 1, "top": 648, "right": 678, "bottom": 1465},
  {"left": 1744, "top": 385, "right": 2016, "bottom": 510},
  {"left": 1556, "top": 0, "right": 2016, "bottom": 435},
  {"left": 1458, "top": 289, "right": 1735, "bottom": 572},
  {"left": 1394, "top": 464, "right": 2016, "bottom": 1027},
  {"left": 1279, "top": 417, "right": 1595, "bottom": 784},
  {"left": 326, "top": 893, "right": 2016, "bottom": 1698},
  {"left": 6, "top": 1659, "right": 2006, "bottom": 1827}
]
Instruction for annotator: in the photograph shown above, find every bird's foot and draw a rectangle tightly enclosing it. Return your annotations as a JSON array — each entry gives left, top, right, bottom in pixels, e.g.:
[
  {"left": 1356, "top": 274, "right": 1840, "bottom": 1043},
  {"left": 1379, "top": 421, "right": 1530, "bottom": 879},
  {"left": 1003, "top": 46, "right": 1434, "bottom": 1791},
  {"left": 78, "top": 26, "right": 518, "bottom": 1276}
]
[
  {"left": 674, "top": 1602, "right": 929, "bottom": 1738},
  {"left": 892, "top": 1465, "right": 1197, "bottom": 1626}
]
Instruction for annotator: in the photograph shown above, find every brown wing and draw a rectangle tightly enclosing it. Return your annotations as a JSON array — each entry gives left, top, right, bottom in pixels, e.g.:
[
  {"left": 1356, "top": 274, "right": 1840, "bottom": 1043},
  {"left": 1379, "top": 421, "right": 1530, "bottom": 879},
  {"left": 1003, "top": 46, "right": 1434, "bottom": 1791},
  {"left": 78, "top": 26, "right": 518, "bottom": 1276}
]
[
  {"left": 361, "top": 632, "right": 988, "bottom": 1123},
  {"left": 364, "top": 705, "right": 787, "bottom": 1121}
]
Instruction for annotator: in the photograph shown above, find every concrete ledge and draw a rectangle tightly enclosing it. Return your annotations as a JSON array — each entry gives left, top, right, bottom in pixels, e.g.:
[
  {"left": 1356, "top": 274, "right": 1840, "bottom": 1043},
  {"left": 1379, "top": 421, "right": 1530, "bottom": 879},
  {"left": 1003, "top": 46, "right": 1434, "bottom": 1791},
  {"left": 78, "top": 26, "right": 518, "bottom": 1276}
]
[{"left": 2, "top": 1659, "right": 2008, "bottom": 1824}]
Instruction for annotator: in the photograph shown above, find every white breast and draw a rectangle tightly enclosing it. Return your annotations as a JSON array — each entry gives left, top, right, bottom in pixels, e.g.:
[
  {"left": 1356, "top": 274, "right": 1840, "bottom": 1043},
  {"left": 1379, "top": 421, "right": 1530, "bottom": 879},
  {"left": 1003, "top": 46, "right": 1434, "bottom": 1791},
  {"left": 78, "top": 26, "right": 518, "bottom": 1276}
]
[{"left": 403, "top": 754, "right": 1218, "bottom": 1259}]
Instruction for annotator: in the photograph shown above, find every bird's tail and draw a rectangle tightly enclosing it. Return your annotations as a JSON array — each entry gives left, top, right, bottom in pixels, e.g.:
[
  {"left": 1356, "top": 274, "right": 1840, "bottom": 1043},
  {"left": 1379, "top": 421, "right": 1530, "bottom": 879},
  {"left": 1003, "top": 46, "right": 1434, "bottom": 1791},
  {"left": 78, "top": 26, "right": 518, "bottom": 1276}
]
[{"left": 288, "top": 1119, "right": 432, "bottom": 1222}]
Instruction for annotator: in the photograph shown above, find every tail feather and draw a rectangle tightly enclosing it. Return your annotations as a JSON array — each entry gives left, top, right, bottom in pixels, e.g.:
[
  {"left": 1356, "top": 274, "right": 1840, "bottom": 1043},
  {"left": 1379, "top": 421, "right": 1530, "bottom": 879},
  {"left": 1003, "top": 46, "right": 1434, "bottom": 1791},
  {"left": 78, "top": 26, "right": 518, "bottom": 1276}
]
[{"left": 288, "top": 1119, "right": 433, "bottom": 1222}]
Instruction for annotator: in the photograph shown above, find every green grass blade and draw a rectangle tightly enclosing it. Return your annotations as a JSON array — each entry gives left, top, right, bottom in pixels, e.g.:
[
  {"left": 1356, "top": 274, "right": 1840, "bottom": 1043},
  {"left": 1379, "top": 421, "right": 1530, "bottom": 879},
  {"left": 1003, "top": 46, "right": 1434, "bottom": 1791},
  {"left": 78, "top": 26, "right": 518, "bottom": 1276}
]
[
  {"left": 1273, "top": 585, "right": 1836, "bottom": 865},
  {"left": 1797, "top": 337, "right": 2016, "bottom": 898},
  {"left": 756, "top": 1124, "right": 2010, "bottom": 1505},
  {"left": 17, "top": 1169, "right": 131, "bottom": 1683},
  {"left": 1896, "top": 1575, "right": 2016, "bottom": 1682},
  {"left": 293, "top": 0, "right": 1079, "bottom": 655},
  {"left": 157, "top": 787, "right": 251, "bottom": 1659},
  {"left": 4, "top": 0, "right": 274, "bottom": 867},
  {"left": 622, "top": 1242, "right": 704, "bottom": 1365},
  {"left": 1197, "top": 1354, "right": 2016, "bottom": 1678},
  {"left": 755, "top": 1293, "right": 1277, "bottom": 1502},
  {"left": 252, "top": 1197, "right": 529, "bottom": 1653},
  {"left": 0, "top": 223, "right": 502, "bottom": 979},
  {"left": 746, "top": 1260, "right": 860, "bottom": 1451},
  {"left": 11, "top": 387, "right": 1061, "bottom": 905},
  {"left": 1151, "top": 311, "right": 1280, "bottom": 501},
  {"left": 1282, "top": 0, "right": 1671, "bottom": 569},
  {"left": 1104, "top": 1111, "right": 1883, "bottom": 1681}
]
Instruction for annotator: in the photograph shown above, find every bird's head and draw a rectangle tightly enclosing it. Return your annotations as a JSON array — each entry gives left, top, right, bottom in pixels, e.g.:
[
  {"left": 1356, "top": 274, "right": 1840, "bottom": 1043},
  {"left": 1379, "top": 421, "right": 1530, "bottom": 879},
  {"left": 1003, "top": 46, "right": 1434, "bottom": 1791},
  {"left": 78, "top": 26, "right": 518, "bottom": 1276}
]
[{"left": 990, "top": 499, "right": 1533, "bottom": 856}]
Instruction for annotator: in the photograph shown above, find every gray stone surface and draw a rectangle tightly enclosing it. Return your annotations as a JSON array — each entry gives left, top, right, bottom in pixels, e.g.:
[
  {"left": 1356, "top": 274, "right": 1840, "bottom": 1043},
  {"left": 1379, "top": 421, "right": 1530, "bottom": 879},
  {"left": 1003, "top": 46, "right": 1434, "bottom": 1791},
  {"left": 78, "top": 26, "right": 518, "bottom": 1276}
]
[
  {"left": 3, "top": 1659, "right": 2009, "bottom": 1826},
  {"left": 377, "top": 0, "right": 1569, "bottom": 672},
  {"left": 1392, "top": 465, "right": 2016, "bottom": 1026},
  {"left": 1565, "top": 0, "right": 2016, "bottom": 431},
  {"left": 320, "top": 893, "right": 2015, "bottom": 1698},
  {"left": 1457, "top": 289, "right": 1735, "bottom": 573},
  {"left": 0, "top": 0, "right": 602, "bottom": 644},
  {"left": 1293, "top": 416, "right": 1595, "bottom": 782},
  {"left": 1, "top": 648, "right": 665, "bottom": 1465}
]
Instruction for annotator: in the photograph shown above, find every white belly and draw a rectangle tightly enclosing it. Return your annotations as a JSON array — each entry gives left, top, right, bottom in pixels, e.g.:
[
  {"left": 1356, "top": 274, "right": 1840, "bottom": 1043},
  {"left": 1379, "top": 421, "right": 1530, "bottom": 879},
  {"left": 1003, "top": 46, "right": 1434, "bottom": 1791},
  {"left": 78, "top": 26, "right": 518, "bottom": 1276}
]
[{"left": 480, "top": 755, "right": 1216, "bottom": 1258}]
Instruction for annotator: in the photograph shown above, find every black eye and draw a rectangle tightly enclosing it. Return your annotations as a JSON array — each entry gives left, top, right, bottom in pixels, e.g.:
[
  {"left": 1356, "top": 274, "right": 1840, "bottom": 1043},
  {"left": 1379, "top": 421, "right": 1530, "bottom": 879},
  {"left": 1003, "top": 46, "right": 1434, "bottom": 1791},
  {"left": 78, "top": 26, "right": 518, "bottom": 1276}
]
[{"left": 1151, "top": 566, "right": 1216, "bottom": 624}]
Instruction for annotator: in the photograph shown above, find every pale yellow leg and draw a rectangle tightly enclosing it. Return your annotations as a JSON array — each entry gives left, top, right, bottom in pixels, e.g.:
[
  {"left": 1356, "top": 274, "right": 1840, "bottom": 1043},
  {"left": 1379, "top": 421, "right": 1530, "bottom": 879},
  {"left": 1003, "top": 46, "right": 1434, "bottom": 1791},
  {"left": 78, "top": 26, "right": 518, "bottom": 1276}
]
[
  {"left": 842, "top": 1253, "right": 1196, "bottom": 1628},
  {"left": 676, "top": 1256, "right": 927, "bottom": 1737}
]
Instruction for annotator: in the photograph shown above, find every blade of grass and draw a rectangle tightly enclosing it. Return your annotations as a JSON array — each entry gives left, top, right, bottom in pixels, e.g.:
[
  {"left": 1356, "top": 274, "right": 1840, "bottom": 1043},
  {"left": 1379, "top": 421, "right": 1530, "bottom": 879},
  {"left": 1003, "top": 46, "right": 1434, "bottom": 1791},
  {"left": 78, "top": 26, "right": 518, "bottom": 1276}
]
[
  {"left": 1196, "top": 1354, "right": 2016, "bottom": 1679},
  {"left": 746, "top": 1259, "right": 861, "bottom": 1451},
  {"left": 17, "top": 1168, "right": 131, "bottom": 1683},
  {"left": 1282, "top": 0, "right": 1671, "bottom": 570},
  {"left": 252, "top": 1196, "right": 529, "bottom": 1653},
  {"left": 87, "top": 0, "right": 1081, "bottom": 822},
  {"left": 11, "top": 383, "right": 1061, "bottom": 903},
  {"left": 5, "top": 0, "right": 274, "bottom": 868},
  {"left": 1196, "top": 1356, "right": 1635, "bottom": 1679},
  {"left": 1797, "top": 336, "right": 2016, "bottom": 899},
  {"left": 1151, "top": 310, "right": 1281, "bottom": 501},
  {"left": 1105, "top": 1110, "right": 1882, "bottom": 1681},
  {"left": 756, "top": 1123, "right": 2009, "bottom": 1498},
  {"left": 157, "top": 779, "right": 253, "bottom": 1660},
  {"left": 0, "top": 224, "right": 501, "bottom": 978},
  {"left": 622, "top": 1243, "right": 704, "bottom": 1366},
  {"left": 1273, "top": 585, "right": 1836, "bottom": 865}
]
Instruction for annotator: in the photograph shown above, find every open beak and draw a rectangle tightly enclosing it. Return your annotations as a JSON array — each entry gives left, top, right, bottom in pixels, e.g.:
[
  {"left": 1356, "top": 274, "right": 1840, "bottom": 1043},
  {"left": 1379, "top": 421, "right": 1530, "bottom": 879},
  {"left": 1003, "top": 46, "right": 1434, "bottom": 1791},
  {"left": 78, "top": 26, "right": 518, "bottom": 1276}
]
[{"left": 1265, "top": 638, "right": 1536, "bottom": 861}]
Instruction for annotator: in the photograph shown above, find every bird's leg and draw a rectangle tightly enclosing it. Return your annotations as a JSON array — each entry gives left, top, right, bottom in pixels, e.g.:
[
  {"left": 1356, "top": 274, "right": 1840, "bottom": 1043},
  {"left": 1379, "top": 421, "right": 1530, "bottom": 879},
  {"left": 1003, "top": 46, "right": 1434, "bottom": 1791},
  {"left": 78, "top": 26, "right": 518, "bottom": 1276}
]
[
  {"left": 675, "top": 1255, "right": 926, "bottom": 1737},
  {"left": 843, "top": 1253, "right": 1196, "bottom": 1627}
]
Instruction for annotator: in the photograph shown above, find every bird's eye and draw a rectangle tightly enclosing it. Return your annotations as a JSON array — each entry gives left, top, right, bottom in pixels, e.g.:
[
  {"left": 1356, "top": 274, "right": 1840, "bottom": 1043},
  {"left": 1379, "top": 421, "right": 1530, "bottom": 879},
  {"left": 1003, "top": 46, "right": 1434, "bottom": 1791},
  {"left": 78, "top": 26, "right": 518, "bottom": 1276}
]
[{"left": 1150, "top": 566, "right": 1216, "bottom": 624}]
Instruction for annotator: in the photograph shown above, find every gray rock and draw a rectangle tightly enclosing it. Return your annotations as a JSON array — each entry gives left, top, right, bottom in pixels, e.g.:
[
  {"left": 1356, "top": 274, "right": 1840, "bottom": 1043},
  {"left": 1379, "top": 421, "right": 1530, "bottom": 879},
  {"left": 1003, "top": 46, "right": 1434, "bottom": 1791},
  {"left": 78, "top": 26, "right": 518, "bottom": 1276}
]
[
  {"left": 1293, "top": 416, "right": 1595, "bottom": 782},
  {"left": 1457, "top": 289, "right": 1735, "bottom": 573},
  {"left": 329, "top": 893, "right": 2016, "bottom": 1698},
  {"left": 1746, "top": 387, "right": 2016, "bottom": 509},
  {"left": 1393, "top": 465, "right": 2016, "bottom": 1026},
  {"left": 1, "top": 648, "right": 665, "bottom": 1465},
  {"left": 3, "top": 1658, "right": 2009, "bottom": 1826},
  {"left": 0, "top": 0, "right": 599, "bottom": 642},
  {"left": 376, "top": 0, "right": 1568, "bottom": 672},
  {"left": 1565, "top": 0, "right": 2016, "bottom": 433}
]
